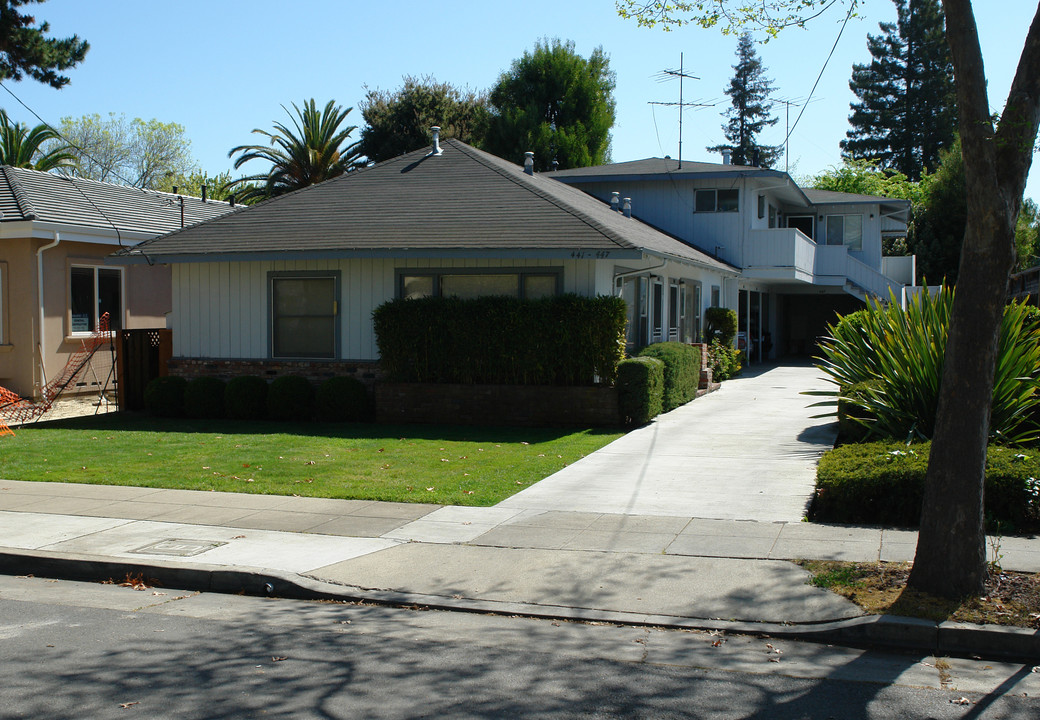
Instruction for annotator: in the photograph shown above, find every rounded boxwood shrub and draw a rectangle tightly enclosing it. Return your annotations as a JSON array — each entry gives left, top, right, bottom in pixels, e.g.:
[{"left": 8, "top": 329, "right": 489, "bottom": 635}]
[
  {"left": 266, "top": 375, "right": 315, "bottom": 421},
  {"left": 617, "top": 356, "right": 664, "bottom": 426},
  {"left": 183, "top": 377, "right": 226, "bottom": 419},
  {"left": 704, "top": 306, "right": 738, "bottom": 346},
  {"left": 638, "top": 342, "right": 700, "bottom": 412},
  {"left": 315, "top": 376, "right": 372, "bottom": 422},
  {"left": 224, "top": 376, "right": 268, "bottom": 421},
  {"left": 143, "top": 376, "right": 187, "bottom": 417}
]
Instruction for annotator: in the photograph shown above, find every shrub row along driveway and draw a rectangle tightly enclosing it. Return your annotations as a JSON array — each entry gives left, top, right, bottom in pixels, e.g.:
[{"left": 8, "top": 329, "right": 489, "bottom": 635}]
[{"left": 497, "top": 363, "right": 837, "bottom": 522}]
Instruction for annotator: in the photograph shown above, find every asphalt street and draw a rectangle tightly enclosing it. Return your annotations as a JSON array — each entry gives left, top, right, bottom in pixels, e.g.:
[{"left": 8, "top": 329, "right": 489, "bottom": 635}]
[{"left": 1, "top": 575, "right": 1037, "bottom": 719}]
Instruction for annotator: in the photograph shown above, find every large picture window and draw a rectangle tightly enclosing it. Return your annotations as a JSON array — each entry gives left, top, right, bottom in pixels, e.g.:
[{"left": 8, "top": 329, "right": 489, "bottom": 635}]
[
  {"left": 826, "top": 214, "right": 863, "bottom": 251},
  {"left": 70, "top": 265, "right": 122, "bottom": 333},
  {"left": 398, "top": 269, "right": 560, "bottom": 300},
  {"left": 270, "top": 273, "right": 339, "bottom": 359}
]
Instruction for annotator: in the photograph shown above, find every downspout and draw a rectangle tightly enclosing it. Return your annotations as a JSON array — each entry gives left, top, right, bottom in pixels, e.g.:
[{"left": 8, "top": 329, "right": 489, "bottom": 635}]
[{"left": 36, "top": 231, "right": 60, "bottom": 396}]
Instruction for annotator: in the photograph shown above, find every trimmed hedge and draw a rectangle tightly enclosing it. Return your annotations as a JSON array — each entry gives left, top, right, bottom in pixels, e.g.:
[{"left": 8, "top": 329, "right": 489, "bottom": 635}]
[
  {"left": 638, "top": 342, "right": 700, "bottom": 412},
  {"left": 617, "top": 356, "right": 664, "bottom": 426},
  {"left": 184, "top": 377, "right": 226, "bottom": 419},
  {"left": 266, "top": 375, "right": 315, "bottom": 421},
  {"left": 143, "top": 376, "right": 186, "bottom": 417},
  {"left": 704, "top": 306, "right": 738, "bottom": 346},
  {"left": 812, "top": 441, "right": 1040, "bottom": 531},
  {"left": 373, "top": 294, "right": 627, "bottom": 386},
  {"left": 316, "top": 376, "right": 371, "bottom": 422},
  {"left": 225, "top": 376, "right": 268, "bottom": 421}
]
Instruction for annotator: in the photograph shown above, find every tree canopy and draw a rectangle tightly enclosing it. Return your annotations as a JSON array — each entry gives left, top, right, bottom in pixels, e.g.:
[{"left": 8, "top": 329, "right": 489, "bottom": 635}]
[
  {"left": 359, "top": 76, "right": 488, "bottom": 163},
  {"left": 707, "top": 33, "right": 782, "bottom": 168},
  {"left": 482, "top": 39, "right": 616, "bottom": 171},
  {"left": 150, "top": 169, "right": 236, "bottom": 202},
  {"left": 54, "top": 113, "right": 196, "bottom": 188},
  {"left": 0, "top": 0, "right": 87, "bottom": 89},
  {"left": 227, "top": 99, "right": 364, "bottom": 203},
  {"left": 840, "top": 0, "right": 957, "bottom": 180},
  {"left": 0, "top": 108, "right": 73, "bottom": 170}
]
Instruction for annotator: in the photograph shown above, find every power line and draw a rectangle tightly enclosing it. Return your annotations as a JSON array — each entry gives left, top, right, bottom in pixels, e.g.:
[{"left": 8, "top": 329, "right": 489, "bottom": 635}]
[{"left": 783, "top": 2, "right": 857, "bottom": 162}]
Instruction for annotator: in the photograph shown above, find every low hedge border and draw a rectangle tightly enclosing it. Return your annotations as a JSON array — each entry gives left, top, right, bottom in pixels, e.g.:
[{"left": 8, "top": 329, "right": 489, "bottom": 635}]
[
  {"left": 617, "top": 356, "right": 664, "bottom": 426},
  {"left": 637, "top": 342, "right": 700, "bottom": 412},
  {"left": 812, "top": 441, "right": 1040, "bottom": 531}
]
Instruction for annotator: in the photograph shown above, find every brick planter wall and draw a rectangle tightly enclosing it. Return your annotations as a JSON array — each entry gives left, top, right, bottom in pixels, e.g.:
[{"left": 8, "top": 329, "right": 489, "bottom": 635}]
[
  {"left": 167, "top": 358, "right": 383, "bottom": 386},
  {"left": 375, "top": 383, "right": 621, "bottom": 427}
]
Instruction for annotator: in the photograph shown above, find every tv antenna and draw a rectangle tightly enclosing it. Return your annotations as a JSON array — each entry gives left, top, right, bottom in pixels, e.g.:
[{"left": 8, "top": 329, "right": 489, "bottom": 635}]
[
  {"left": 649, "top": 53, "right": 716, "bottom": 169},
  {"left": 774, "top": 96, "right": 822, "bottom": 172}
]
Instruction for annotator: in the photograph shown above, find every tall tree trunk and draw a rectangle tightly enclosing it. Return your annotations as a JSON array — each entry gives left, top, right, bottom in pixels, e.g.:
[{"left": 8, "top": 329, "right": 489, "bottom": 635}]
[{"left": 908, "top": 0, "right": 1040, "bottom": 599}]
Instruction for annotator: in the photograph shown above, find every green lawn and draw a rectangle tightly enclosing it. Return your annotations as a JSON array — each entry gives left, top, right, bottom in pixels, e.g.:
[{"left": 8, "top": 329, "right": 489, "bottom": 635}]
[{"left": 0, "top": 415, "right": 623, "bottom": 506}]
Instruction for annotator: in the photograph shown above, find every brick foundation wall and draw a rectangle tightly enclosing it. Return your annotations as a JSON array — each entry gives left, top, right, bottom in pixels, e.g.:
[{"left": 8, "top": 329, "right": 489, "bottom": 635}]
[
  {"left": 167, "top": 358, "right": 383, "bottom": 386},
  {"left": 375, "top": 383, "right": 621, "bottom": 427}
]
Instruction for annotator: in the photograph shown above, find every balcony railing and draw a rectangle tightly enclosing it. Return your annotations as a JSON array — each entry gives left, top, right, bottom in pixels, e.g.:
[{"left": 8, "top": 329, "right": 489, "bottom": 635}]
[{"left": 745, "top": 229, "right": 901, "bottom": 298}]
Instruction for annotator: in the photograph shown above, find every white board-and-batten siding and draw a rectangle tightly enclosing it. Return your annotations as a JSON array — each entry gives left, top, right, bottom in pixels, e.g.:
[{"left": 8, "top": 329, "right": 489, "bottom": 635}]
[{"left": 170, "top": 257, "right": 605, "bottom": 361}]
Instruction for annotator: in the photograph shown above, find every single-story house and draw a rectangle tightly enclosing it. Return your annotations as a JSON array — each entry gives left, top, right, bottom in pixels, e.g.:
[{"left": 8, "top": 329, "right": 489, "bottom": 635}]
[
  {"left": 111, "top": 135, "right": 739, "bottom": 383},
  {"left": 0, "top": 167, "right": 234, "bottom": 399}
]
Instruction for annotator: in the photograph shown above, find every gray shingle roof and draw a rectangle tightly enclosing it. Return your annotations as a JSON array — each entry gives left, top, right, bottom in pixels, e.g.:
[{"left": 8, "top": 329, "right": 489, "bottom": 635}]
[
  {"left": 551, "top": 156, "right": 777, "bottom": 180},
  {"left": 0, "top": 166, "right": 235, "bottom": 236},
  {"left": 802, "top": 187, "right": 911, "bottom": 210},
  {"left": 114, "top": 140, "right": 736, "bottom": 274}
]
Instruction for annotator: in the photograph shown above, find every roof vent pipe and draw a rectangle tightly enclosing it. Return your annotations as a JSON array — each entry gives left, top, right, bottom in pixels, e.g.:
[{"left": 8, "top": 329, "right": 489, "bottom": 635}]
[
  {"left": 721, "top": 149, "right": 732, "bottom": 165},
  {"left": 622, "top": 198, "right": 632, "bottom": 218},
  {"left": 610, "top": 192, "right": 620, "bottom": 212},
  {"left": 430, "top": 126, "right": 442, "bottom": 155},
  {"left": 524, "top": 151, "right": 534, "bottom": 175},
  {"left": 229, "top": 194, "right": 236, "bottom": 207},
  {"left": 551, "top": 159, "right": 559, "bottom": 172},
  {"left": 201, "top": 185, "right": 207, "bottom": 202}
]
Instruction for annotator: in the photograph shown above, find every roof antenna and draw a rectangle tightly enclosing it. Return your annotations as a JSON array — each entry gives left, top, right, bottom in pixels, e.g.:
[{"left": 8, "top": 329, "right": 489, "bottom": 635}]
[{"left": 650, "top": 53, "right": 714, "bottom": 169}]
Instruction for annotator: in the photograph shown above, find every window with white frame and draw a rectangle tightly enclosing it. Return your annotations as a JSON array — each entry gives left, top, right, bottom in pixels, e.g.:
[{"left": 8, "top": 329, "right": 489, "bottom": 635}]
[
  {"left": 668, "top": 282, "right": 680, "bottom": 341},
  {"left": 269, "top": 272, "right": 339, "bottom": 359},
  {"left": 0, "top": 261, "right": 5, "bottom": 344},
  {"left": 680, "top": 280, "right": 702, "bottom": 344},
  {"left": 398, "top": 269, "right": 561, "bottom": 300},
  {"left": 695, "top": 188, "right": 739, "bottom": 212},
  {"left": 826, "top": 214, "right": 863, "bottom": 251},
  {"left": 70, "top": 265, "right": 122, "bottom": 334}
]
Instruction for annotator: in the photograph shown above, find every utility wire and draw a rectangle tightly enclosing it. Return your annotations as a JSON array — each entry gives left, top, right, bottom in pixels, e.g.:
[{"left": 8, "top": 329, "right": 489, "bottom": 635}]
[{"left": 784, "top": 1, "right": 857, "bottom": 148}]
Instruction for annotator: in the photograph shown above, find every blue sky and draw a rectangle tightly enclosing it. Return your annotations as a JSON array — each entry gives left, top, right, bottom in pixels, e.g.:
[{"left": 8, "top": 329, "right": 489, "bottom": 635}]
[{"left": 4, "top": 0, "right": 1038, "bottom": 199}]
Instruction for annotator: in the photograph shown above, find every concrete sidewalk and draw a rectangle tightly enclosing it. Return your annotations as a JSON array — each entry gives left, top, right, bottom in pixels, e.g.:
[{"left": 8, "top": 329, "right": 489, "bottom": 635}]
[{"left": 2, "top": 478, "right": 1039, "bottom": 660}]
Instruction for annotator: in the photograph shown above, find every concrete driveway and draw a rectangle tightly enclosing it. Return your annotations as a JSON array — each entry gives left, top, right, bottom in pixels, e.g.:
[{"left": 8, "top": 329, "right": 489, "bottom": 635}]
[{"left": 495, "top": 363, "right": 837, "bottom": 522}]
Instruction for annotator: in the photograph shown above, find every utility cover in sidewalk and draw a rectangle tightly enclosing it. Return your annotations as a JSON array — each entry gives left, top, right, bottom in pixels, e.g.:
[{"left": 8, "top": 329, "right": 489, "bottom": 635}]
[{"left": 131, "top": 539, "right": 227, "bottom": 557}]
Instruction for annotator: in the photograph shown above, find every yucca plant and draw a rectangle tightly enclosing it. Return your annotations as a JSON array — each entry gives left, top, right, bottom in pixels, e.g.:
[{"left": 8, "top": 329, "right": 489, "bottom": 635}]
[{"left": 809, "top": 286, "right": 1040, "bottom": 445}]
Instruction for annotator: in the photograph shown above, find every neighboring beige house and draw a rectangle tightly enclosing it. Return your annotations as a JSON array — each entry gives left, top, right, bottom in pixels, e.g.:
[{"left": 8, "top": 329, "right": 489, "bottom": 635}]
[{"left": 0, "top": 167, "right": 235, "bottom": 399}]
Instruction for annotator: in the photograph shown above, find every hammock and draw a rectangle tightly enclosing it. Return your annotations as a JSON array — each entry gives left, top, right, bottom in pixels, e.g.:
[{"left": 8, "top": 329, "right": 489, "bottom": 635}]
[{"left": 0, "top": 313, "right": 112, "bottom": 436}]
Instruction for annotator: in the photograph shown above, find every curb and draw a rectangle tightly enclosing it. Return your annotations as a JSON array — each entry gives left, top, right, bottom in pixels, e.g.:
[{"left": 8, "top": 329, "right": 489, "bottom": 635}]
[{"left": 2, "top": 548, "right": 1037, "bottom": 664}]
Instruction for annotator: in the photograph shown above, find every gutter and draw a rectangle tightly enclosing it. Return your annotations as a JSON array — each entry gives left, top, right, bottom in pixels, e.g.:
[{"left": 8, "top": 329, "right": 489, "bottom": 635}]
[{"left": 36, "top": 231, "right": 60, "bottom": 395}]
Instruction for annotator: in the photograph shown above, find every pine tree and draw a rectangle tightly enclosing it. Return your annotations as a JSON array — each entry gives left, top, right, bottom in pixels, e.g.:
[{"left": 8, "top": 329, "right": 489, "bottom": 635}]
[
  {"left": 706, "top": 33, "right": 782, "bottom": 168},
  {"left": 483, "top": 39, "right": 616, "bottom": 171},
  {"left": 840, "top": 0, "right": 956, "bottom": 181}
]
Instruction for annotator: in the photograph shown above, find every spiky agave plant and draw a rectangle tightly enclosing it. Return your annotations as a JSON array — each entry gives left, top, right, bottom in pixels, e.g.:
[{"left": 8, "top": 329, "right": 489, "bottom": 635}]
[{"left": 809, "top": 286, "right": 1040, "bottom": 445}]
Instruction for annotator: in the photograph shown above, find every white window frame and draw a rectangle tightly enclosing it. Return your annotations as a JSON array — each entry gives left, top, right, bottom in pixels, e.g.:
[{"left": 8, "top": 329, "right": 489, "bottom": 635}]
[
  {"left": 69, "top": 264, "right": 124, "bottom": 336},
  {"left": 826, "top": 214, "right": 863, "bottom": 251},
  {"left": 0, "top": 261, "right": 5, "bottom": 344},
  {"left": 695, "top": 188, "right": 739, "bottom": 213}
]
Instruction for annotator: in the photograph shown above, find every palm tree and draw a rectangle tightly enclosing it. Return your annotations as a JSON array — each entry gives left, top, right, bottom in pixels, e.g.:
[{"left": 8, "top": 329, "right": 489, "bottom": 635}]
[
  {"left": 0, "top": 110, "right": 77, "bottom": 171},
  {"left": 226, "top": 99, "right": 365, "bottom": 203}
]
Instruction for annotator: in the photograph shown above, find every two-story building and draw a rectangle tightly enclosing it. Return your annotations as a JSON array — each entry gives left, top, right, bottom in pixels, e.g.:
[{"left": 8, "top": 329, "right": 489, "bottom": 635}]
[{"left": 551, "top": 154, "right": 912, "bottom": 360}]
